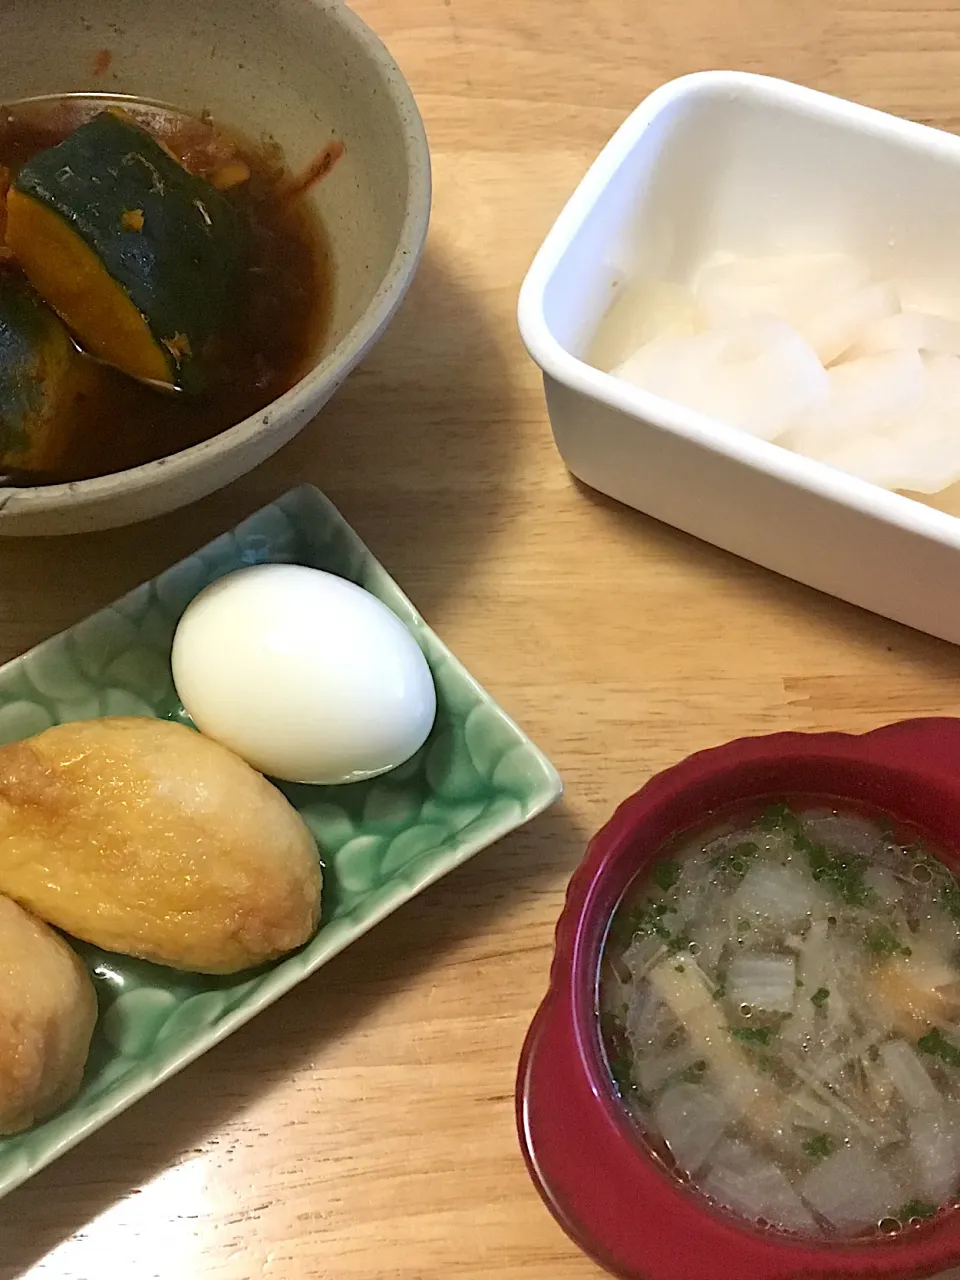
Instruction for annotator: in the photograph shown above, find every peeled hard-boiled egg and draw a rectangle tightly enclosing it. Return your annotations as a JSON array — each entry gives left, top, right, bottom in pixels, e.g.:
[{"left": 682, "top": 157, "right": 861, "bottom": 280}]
[{"left": 171, "top": 563, "right": 437, "bottom": 785}]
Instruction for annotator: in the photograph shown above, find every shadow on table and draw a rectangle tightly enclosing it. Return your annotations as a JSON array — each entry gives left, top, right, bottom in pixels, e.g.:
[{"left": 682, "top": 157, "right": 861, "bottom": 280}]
[
  {"left": 0, "top": 799, "right": 587, "bottom": 1278},
  {"left": 571, "top": 476, "right": 960, "bottom": 688},
  {"left": 0, "top": 240, "right": 523, "bottom": 657},
  {"left": 281, "top": 238, "right": 527, "bottom": 619}
]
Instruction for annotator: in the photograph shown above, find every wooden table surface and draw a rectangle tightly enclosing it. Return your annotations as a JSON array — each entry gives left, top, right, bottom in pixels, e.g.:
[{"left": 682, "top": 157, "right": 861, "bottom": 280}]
[{"left": 6, "top": 1, "right": 960, "bottom": 1276}]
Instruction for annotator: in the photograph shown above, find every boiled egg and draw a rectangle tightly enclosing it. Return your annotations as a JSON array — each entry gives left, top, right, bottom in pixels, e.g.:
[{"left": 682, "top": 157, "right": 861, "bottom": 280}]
[{"left": 170, "top": 563, "right": 437, "bottom": 785}]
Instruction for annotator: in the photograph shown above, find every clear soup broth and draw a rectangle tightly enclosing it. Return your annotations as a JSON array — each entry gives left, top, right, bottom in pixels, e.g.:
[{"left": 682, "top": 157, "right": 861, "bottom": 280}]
[{"left": 598, "top": 801, "right": 960, "bottom": 1239}]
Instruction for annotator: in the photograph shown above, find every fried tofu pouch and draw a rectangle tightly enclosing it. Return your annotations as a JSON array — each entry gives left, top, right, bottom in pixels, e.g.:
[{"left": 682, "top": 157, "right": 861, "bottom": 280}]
[
  {"left": 0, "top": 895, "right": 96, "bottom": 1133},
  {"left": 0, "top": 717, "right": 322, "bottom": 974}
]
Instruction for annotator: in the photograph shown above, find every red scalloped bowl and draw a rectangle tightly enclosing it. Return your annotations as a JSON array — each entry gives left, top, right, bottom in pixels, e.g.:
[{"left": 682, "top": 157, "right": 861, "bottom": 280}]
[{"left": 516, "top": 719, "right": 960, "bottom": 1280}]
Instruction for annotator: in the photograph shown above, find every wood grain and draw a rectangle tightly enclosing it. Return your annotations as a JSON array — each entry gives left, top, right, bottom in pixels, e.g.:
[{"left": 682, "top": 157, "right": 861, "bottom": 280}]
[{"left": 6, "top": 1, "right": 960, "bottom": 1276}]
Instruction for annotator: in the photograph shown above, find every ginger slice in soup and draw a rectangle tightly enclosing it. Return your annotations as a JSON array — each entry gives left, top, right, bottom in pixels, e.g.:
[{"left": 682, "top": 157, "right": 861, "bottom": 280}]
[
  {"left": 648, "top": 959, "right": 785, "bottom": 1144},
  {"left": 869, "top": 944, "right": 960, "bottom": 1035}
]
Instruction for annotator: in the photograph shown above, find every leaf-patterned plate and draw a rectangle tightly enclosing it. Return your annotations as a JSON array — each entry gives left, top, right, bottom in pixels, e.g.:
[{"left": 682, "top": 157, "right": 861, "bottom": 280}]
[{"left": 0, "top": 483, "right": 562, "bottom": 1198}]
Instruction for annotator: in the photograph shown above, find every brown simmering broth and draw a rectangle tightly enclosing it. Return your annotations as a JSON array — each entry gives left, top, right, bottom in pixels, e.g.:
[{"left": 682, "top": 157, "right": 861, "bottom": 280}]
[{"left": 0, "top": 95, "right": 332, "bottom": 483}]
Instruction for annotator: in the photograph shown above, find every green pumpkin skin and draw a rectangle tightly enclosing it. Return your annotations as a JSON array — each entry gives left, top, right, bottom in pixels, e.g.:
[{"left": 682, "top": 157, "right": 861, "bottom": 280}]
[
  {"left": 0, "top": 274, "right": 104, "bottom": 472},
  {"left": 10, "top": 112, "right": 248, "bottom": 393}
]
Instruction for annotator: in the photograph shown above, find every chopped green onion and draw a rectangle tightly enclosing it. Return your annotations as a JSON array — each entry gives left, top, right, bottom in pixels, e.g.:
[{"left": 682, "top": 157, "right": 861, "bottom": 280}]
[
  {"left": 941, "top": 880, "right": 960, "bottom": 921},
  {"left": 652, "top": 860, "right": 681, "bottom": 891},
  {"left": 760, "top": 802, "right": 802, "bottom": 837},
  {"left": 613, "top": 899, "right": 672, "bottom": 945},
  {"left": 811, "top": 987, "right": 830, "bottom": 1008},
  {"left": 732, "top": 1025, "right": 776, "bottom": 1046},
  {"left": 918, "top": 1027, "right": 960, "bottom": 1068},
  {"left": 898, "top": 1199, "right": 936, "bottom": 1222},
  {"left": 607, "top": 1053, "right": 635, "bottom": 1097},
  {"left": 757, "top": 802, "right": 877, "bottom": 909},
  {"left": 864, "top": 924, "right": 908, "bottom": 956},
  {"left": 802, "top": 1133, "right": 834, "bottom": 1159},
  {"left": 806, "top": 842, "right": 873, "bottom": 907}
]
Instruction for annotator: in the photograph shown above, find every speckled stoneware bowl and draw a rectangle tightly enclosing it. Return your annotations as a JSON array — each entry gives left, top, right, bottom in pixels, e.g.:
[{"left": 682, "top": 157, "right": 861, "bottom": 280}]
[
  {"left": 0, "top": 482, "right": 561, "bottom": 1196},
  {"left": 0, "top": 0, "right": 431, "bottom": 535}
]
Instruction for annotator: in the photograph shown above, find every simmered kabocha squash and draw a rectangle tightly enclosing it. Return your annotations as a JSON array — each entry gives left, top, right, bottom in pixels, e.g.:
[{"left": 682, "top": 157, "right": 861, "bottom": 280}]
[
  {"left": 5, "top": 111, "right": 247, "bottom": 392},
  {"left": 0, "top": 273, "right": 104, "bottom": 472}
]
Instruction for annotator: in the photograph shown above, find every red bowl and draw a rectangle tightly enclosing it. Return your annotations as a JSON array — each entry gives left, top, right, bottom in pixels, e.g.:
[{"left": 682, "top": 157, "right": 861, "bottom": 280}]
[{"left": 517, "top": 718, "right": 960, "bottom": 1280}]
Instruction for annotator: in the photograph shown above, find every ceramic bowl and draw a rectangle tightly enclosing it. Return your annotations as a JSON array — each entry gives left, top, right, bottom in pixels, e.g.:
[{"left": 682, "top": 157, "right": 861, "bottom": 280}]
[
  {"left": 517, "top": 720, "right": 960, "bottom": 1280},
  {"left": 0, "top": 0, "right": 430, "bottom": 535},
  {"left": 0, "top": 482, "right": 561, "bottom": 1196},
  {"left": 518, "top": 70, "right": 960, "bottom": 648}
]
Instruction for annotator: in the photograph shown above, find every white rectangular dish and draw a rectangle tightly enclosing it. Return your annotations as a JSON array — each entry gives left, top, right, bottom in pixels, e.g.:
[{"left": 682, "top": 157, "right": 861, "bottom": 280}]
[{"left": 518, "top": 71, "right": 960, "bottom": 645}]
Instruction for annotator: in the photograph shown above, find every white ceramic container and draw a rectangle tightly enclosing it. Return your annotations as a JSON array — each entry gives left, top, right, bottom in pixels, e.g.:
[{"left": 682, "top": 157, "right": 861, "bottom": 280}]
[{"left": 518, "top": 70, "right": 960, "bottom": 646}]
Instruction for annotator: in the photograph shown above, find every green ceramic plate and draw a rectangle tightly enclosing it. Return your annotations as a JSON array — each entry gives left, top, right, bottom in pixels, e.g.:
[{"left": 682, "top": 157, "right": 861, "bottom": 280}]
[{"left": 0, "top": 483, "right": 561, "bottom": 1198}]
